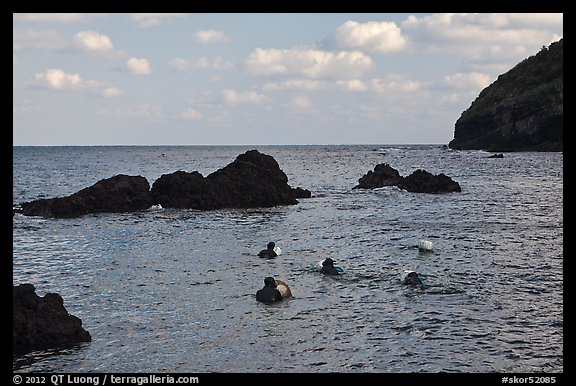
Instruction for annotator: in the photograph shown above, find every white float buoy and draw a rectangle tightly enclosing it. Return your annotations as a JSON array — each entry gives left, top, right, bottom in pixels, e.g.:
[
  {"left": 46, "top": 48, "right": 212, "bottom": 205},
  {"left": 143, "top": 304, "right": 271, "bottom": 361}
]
[{"left": 418, "top": 240, "right": 433, "bottom": 251}]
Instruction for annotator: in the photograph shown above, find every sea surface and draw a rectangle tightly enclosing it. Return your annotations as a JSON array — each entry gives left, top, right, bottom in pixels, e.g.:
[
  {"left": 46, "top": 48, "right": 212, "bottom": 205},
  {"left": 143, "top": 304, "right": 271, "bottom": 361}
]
[{"left": 12, "top": 145, "right": 563, "bottom": 373}]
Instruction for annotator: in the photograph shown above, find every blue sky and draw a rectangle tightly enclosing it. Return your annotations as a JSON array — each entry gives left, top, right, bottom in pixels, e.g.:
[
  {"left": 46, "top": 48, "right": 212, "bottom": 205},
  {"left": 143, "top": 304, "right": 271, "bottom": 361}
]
[{"left": 13, "top": 13, "right": 563, "bottom": 145}]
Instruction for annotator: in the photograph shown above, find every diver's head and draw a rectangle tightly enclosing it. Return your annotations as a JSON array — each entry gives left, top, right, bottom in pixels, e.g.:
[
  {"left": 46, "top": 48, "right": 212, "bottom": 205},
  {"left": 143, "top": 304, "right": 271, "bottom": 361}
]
[
  {"left": 405, "top": 272, "right": 423, "bottom": 286},
  {"left": 264, "top": 277, "right": 276, "bottom": 287},
  {"left": 322, "top": 258, "right": 334, "bottom": 266},
  {"left": 267, "top": 242, "right": 276, "bottom": 250}
]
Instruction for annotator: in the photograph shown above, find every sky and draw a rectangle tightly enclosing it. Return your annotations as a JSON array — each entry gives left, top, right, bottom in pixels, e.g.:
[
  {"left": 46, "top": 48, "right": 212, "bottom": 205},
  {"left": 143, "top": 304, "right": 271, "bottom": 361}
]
[{"left": 13, "top": 13, "right": 563, "bottom": 146}]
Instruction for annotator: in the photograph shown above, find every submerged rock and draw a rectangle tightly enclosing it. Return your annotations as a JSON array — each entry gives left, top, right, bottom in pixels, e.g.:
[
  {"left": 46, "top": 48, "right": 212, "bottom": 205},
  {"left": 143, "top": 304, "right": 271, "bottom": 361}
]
[
  {"left": 13, "top": 283, "right": 91, "bottom": 354},
  {"left": 17, "top": 174, "right": 153, "bottom": 218},
  {"left": 151, "top": 149, "right": 310, "bottom": 209}
]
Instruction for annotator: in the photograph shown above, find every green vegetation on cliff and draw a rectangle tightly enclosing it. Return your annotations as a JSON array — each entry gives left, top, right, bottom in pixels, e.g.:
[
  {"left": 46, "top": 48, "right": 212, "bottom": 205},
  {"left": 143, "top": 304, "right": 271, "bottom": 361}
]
[{"left": 449, "top": 39, "right": 563, "bottom": 152}]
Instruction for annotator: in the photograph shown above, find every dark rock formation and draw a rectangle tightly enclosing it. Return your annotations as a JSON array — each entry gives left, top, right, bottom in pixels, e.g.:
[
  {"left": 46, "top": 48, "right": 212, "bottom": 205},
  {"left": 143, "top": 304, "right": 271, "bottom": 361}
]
[
  {"left": 17, "top": 174, "right": 153, "bottom": 218},
  {"left": 291, "top": 186, "right": 312, "bottom": 199},
  {"left": 13, "top": 283, "right": 91, "bottom": 354},
  {"left": 151, "top": 150, "right": 310, "bottom": 209},
  {"left": 449, "top": 39, "right": 563, "bottom": 152},
  {"left": 487, "top": 153, "right": 504, "bottom": 158},
  {"left": 352, "top": 163, "right": 403, "bottom": 189},
  {"left": 148, "top": 170, "right": 208, "bottom": 209},
  {"left": 398, "top": 170, "right": 461, "bottom": 194},
  {"left": 354, "top": 164, "right": 461, "bottom": 193},
  {"left": 15, "top": 150, "right": 311, "bottom": 218}
]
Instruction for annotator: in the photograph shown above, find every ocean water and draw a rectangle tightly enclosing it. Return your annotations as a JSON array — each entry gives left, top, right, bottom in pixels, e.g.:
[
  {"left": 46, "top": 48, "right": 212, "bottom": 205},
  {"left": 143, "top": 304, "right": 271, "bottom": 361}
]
[{"left": 12, "top": 145, "right": 563, "bottom": 373}]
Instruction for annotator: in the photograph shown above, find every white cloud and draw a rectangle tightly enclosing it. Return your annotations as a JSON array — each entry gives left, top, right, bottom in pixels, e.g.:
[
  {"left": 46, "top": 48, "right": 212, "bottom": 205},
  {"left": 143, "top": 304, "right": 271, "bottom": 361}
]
[
  {"left": 13, "top": 13, "right": 108, "bottom": 23},
  {"left": 169, "top": 57, "right": 234, "bottom": 71},
  {"left": 442, "top": 72, "right": 492, "bottom": 90},
  {"left": 169, "top": 58, "right": 191, "bottom": 71},
  {"left": 13, "top": 30, "right": 68, "bottom": 51},
  {"left": 369, "top": 75, "right": 423, "bottom": 94},
  {"left": 192, "top": 30, "right": 231, "bottom": 44},
  {"left": 449, "top": 13, "right": 563, "bottom": 29},
  {"left": 291, "top": 96, "right": 314, "bottom": 110},
  {"left": 222, "top": 89, "right": 266, "bottom": 105},
  {"left": 179, "top": 108, "right": 203, "bottom": 120},
  {"left": 245, "top": 47, "right": 374, "bottom": 79},
  {"left": 128, "top": 13, "right": 185, "bottom": 28},
  {"left": 335, "top": 20, "right": 407, "bottom": 53},
  {"left": 126, "top": 57, "right": 151, "bottom": 75},
  {"left": 336, "top": 79, "right": 368, "bottom": 92},
  {"left": 97, "top": 103, "right": 165, "bottom": 120},
  {"left": 13, "top": 29, "right": 120, "bottom": 58},
  {"left": 30, "top": 68, "right": 121, "bottom": 98},
  {"left": 101, "top": 87, "right": 123, "bottom": 98},
  {"left": 262, "top": 78, "right": 368, "bottom": 92},
  {"left": 73, "top": 30, "right": 114, "bottom": 52},
  {"left": 33, "top": 68, "right": 82, "bottom": 90},
  {"left": 197, "top": 57, "right": 234, "bottom": 70},
  {"left": 262, "top": 79, "right": 327, "bottom": 91},
  {"left": 401, "top": 13, "right": 562, "bottom": 60}
]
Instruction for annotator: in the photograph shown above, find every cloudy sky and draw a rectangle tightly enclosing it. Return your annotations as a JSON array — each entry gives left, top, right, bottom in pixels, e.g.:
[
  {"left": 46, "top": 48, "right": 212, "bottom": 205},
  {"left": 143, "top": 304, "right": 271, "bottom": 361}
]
[{"left": 13, "top": 13, "right": 563, "bottom": 146}]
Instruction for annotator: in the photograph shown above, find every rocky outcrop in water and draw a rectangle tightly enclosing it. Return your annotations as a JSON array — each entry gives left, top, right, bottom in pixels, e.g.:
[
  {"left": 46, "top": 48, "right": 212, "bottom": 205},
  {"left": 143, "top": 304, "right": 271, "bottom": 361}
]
[
  {"left": 13, "top": 283, "right": 91, "bottom": 353},
  {"left": 352, "top": 163, "right": 403, "bottom": 190},
  {"left": 15, "top": 150, "right": 311, "bottom": 218},
  {"left": 398, "top": 169, "right": 461, "bottom": 194},
  {"left": 353, "top": 164, "right": 461, "bottom": 193},
  {"left": 151, "top": 150, "right": 311, "bottom": 209},
  {"left": 17, "top": 174, "right": 153, "bottom": 218},
  {"left": 449, "top": 39, "right": 563, "bottom": 152}
]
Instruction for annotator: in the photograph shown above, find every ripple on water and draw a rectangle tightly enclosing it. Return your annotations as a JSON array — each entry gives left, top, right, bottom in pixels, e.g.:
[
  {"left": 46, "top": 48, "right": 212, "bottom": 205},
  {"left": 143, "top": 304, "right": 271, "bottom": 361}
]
[{"left": 12, "top": 146, "right": 563, "bottom": 373}]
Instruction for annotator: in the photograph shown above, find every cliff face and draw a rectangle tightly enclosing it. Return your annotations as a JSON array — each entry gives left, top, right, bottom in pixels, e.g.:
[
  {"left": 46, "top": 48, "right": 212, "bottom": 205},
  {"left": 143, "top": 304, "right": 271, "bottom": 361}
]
[{"left": 449, "top": 39, "right": 563, "bottom": 152}]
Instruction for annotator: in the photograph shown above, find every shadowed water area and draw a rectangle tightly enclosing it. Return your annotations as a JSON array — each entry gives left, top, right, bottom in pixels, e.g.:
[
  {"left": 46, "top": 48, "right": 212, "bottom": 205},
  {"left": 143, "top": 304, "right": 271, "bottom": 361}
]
[{"left": 12, "top": 145, "right": 563, "bottom": 372}]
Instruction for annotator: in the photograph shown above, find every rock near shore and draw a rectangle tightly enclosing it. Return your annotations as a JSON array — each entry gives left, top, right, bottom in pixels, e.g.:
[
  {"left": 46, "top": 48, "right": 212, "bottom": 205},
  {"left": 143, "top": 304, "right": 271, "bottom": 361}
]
[{"left": 13, "top": 283, "right": 91, "bottom": 353}]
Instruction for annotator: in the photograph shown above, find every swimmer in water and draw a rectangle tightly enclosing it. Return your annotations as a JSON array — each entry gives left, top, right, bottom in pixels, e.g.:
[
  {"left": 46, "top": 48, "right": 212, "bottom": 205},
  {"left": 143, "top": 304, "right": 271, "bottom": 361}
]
[
  {"left": 257, "top": 242, "right": 278, "bottom": 259},
  {"left": 256, "top": 277, "right": 283, "bottom": 304},
  {"left": 320, "top": 258, "right": 340, "bottom": 275}
]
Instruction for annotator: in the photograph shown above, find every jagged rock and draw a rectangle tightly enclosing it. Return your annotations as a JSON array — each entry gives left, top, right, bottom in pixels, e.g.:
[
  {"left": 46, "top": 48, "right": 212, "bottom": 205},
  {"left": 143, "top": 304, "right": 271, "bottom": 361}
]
[
  {"left": 148, "top": 170, "right": 209, "bottom": 209},
  {"left": 151, "top": 149, "right": 309, "bottom": 209},
  {"left": 13, "top": 283, "right": 91, "bottom": 354},
  {"left": 17, "top": 174, "right": 153, "bottom": 218},
  {"left": 398, "top": 169, "right": 461, "bottom": 194},
  {"left": 15, "top": 151, "right": 311, "bottom": 218},
  {"left": 487, "top": 153, "right": 504, "bottom": 158},
  {"left": 291, "top": 187, "right": 312, "bottom": 199},
  {"left": 352, "top": 163, "right": 403, "bottom": 189},
  {"left": 354, "top": 164, "right": 461, "bottom": 194},
  {"left": 449, "top": 39, "right": 563, "bottom": 152}
]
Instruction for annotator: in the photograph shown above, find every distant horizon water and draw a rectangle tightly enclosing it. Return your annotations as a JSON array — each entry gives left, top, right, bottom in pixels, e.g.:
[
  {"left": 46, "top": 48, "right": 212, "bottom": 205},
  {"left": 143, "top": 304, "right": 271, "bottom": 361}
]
[{"left": 13, "top": 142, "right": 450, "bottom": 147}]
